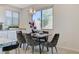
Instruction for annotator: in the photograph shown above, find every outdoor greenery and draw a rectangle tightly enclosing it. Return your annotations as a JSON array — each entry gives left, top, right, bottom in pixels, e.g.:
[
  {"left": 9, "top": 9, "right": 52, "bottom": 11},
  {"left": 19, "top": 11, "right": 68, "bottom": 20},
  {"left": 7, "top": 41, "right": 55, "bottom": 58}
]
[
  {"left": 8, "top": 25, "right": 19, "bottom": 28},
  {"left": 37, "top": 13, "right": 49, "bottom": 28},
  {"left": 42, "top": 13, "right": 49, "bottom": 27},
  {"left": 0, "top": 24, "right": 2, "bottom": 30}
]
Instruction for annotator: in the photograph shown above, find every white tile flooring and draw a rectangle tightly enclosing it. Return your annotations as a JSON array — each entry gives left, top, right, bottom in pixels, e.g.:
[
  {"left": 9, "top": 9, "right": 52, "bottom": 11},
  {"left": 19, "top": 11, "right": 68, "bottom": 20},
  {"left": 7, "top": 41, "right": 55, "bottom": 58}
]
[{"left": 2, "top": 46, "right": 79, "bottom": 54}]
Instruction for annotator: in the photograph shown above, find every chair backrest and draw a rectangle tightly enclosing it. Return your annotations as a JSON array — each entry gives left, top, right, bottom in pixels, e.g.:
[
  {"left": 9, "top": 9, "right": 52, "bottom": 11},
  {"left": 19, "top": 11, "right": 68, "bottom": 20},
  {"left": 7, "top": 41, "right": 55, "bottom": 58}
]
[
  {"left": 43, "top": 31, "right": 49, "bottom": 41},
  {"left": 16, "top": 31, "right": 26, "bottom": 44},
  {"left": 25, "top": 33, "right": 34, "bottom": 45},
  {"left": 43, "top": 31, "right": 49, "bottom": 34},
  {"left": 51, "top": 34, "right": 59, "bottom": 46}
]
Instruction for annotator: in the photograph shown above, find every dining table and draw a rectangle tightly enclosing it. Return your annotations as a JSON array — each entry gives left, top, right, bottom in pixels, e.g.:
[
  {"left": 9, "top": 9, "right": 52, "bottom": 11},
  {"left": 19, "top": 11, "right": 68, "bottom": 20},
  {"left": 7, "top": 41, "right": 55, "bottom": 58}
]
[{"left": 31, "top": 33, "right": 52, "bottom": 54}]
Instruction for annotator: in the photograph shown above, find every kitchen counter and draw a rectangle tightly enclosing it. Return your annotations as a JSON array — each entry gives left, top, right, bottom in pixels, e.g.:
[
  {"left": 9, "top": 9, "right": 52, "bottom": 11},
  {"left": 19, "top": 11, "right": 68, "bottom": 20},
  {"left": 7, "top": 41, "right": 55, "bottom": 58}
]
[{"left": 0, "top": 30, "right": 27, "bottom": 53}]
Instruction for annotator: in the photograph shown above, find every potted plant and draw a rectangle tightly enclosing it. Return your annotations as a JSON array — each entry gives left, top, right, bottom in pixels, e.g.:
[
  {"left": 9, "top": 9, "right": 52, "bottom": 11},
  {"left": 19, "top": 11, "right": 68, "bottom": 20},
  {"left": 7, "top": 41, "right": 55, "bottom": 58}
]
[{"left": 8, "top": 25, "right": 19, "bottom": 30}]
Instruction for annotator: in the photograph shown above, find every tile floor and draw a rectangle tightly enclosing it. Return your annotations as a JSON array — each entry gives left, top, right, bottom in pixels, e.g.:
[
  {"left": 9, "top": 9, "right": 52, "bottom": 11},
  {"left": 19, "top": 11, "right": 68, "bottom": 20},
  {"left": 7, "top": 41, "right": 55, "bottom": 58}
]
[{"left": 2, "top": 46, "right": 79, "bottom": 54}]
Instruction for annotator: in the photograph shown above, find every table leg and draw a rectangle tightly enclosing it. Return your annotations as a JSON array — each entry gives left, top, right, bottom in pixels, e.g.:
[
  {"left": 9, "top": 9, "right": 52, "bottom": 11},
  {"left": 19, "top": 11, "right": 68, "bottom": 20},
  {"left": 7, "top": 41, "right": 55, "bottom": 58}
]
[
  {"left": 38, "top": 38, "right": 41, "bottom": 54},
  {"left": 39, "top": 44, "right": 41, "bottom": 54}
]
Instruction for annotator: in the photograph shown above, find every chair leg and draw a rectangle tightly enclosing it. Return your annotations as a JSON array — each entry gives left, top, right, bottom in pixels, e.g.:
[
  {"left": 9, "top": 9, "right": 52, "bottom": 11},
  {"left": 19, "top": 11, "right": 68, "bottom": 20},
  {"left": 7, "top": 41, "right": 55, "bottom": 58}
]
[
  {"left": 51, "top": 47, "right": 53, "bottom": 54},
  {"left": 17, "top": 47, "right": 20, "bottom": 54},
  {"left": 42, "top": 45, "right": 44, "bottom": 52},
  {"left": 25, "top": 44, "right": 29, "bottom": 53},
  {"left": 19, "top": 44, "right": 22, "bottom": 48},
  {"left": 23, "top": 44, "right": 25, "bottom": 50},
  {"left": 47, "top": 46, "right": 49, "bottom": 52},
  {"left": 24, "top": 43, "right": 27, "bottom": 53},
  {"left": 15, "top": 48, "right": 19, "bottom": 54},
  {"left": 55, "top": 46, "right": 58, "bottom": 53},
  {"left": 32, "top": 46, "right": 34, "bottom": 54},
  {"left": 17, "top": 44, "right": 20, "bottom": 53},
  {"left": 26, "top": 44, "right": 29, "bottom": 51}
]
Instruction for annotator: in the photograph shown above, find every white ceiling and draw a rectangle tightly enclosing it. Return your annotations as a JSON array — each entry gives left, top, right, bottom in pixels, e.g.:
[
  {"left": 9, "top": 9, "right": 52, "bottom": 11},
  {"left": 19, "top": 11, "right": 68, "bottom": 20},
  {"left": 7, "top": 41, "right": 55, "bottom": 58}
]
[
  {"left": 9, "top": 4, "right": 32, "bottom": 8},
  {"left": 9, "top": 4, "right": 53, "bottom": 10}
]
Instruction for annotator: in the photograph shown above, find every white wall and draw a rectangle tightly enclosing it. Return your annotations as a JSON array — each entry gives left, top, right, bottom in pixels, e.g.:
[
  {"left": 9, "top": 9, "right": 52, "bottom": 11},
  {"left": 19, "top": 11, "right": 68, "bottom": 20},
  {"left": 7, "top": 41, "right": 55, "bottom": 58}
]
[
  {"left": 19, "top": 8, "right": 31, "bottom": 32},
  {"left": 53, "top": 4, "right": 79, "bottom": 51}
]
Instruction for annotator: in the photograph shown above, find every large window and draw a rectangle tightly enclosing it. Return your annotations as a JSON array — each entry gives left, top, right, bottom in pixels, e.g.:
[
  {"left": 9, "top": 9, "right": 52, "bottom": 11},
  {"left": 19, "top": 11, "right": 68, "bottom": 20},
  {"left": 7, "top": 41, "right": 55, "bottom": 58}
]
[
  {"left": 4, "top": 10, "right": 19, "bottom": 29},
  {"left": 32, "top": 8, "right": 53, "bottom": 30},
  {"left": 32, "top": 11, "right": 41, "bottom": 30}
]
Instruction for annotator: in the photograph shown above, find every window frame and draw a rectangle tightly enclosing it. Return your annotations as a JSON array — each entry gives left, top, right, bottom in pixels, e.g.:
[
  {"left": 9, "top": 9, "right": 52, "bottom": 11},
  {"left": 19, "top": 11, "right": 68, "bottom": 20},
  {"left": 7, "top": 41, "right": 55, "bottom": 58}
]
[
  {"left": 32, "top": 7, "right": 54, "bottom": 30},
  {"left": 4, "top": 9, "right": 20, "bottom": 28},
  {"left": 12, "top": 11, "right": 19, "bottom": 26}
]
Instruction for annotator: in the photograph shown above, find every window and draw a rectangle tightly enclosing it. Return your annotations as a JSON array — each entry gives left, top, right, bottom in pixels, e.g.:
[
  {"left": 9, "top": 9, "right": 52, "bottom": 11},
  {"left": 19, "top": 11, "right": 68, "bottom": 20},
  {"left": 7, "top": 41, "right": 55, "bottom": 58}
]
[
  {"left": 5, "top": 10, "right": 12, "bottom": 26},
  {"left": 12, "top": 12, "right": 19, "bottom": 25},
  {"left": 33, "top": 11, "right": 41, "bottom": 30},
  {"left": 32, "top": 8, "right": 53, "bottom": 30},
  {"left": 42, "top": 8, "right": 53, "bottom": 29},
  {"left": 4, "top": 10, "right": 19, "bottom": 29}
]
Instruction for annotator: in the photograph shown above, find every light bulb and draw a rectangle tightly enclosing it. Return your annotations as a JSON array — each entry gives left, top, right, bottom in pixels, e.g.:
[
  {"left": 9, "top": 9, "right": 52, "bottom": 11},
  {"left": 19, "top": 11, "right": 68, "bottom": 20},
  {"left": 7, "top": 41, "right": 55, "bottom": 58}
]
[{"left": 29, "top": 8, "right": 36, "bottom": 14}]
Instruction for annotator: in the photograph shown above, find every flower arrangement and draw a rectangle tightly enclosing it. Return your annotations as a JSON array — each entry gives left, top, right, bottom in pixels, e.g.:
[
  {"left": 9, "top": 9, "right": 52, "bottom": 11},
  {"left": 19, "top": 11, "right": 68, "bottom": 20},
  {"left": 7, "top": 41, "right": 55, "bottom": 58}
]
[{"left": 29, "top": 20, "right": 37, "bottom": 33}]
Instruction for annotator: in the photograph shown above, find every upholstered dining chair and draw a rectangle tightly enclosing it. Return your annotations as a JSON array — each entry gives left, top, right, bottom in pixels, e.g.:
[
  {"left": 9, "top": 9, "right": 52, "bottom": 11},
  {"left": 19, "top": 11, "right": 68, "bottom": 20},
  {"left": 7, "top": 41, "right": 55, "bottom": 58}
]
[
  {"left": 16, "top": 31, "right": 26, "bottom": 50},
  {"left": 42, "top": 33, "right": 59, "bottom": 54},
  {"left": 43, "top": 31, "right": 49, "bottom": 42},
  {"left": 25, "top": 33, "right": 39, "bottom": 53}
]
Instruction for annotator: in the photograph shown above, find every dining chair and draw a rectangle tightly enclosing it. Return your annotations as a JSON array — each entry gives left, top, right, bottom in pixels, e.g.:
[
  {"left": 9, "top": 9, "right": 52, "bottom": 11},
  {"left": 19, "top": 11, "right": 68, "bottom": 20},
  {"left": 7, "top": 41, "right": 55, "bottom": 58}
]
[
  {"left": 42, "top": 33, "right": 59, "bottom": 54},
  {"left": 43, "top": 31, "right": 49, "bottom": 42},
  {"left": 16, "top": 31, "right": 26, "bottom": 50},
  {"left": 25, "top": 33, "right": 39, "bottom": 53}
]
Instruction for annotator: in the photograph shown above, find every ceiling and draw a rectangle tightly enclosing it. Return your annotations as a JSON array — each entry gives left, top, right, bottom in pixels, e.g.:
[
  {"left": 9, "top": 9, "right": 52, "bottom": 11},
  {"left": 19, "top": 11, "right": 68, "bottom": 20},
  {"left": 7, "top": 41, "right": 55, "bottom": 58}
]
[
  {"left": 9, "top": 4, "right": 53, "bottom": 10},
  {"left": 9, "top": 4, "right": 32, "bottom": 8}
]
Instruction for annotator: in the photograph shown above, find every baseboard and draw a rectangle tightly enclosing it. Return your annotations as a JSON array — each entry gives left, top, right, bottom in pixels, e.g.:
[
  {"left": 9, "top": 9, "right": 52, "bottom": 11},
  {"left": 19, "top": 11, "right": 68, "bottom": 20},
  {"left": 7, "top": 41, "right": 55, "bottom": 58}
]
[{"left": 58, "top": 46, "right": 79, "bottom": 53}]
